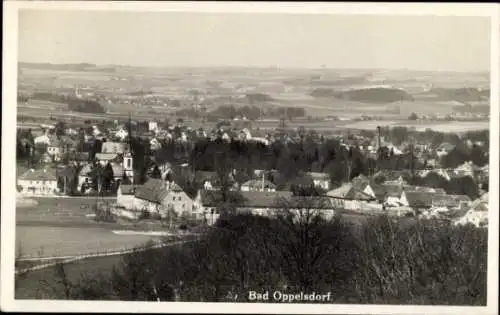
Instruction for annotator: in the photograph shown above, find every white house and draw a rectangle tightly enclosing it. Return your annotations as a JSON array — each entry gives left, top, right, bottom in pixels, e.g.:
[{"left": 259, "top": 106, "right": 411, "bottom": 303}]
[
  {"left": 436, "top": 142, "right": 455, "bottom": 157},
  {"left": 92, "top": 125, "right": 102, "bottom": 137},
  {"left": 131, "top": 179, "right": 194, "bottom": 218},
  {"left": 240, "top": 179, "right": 276, "bottom": 192},
  {"left": 239, "top": 128, "right": 252, "bottom": 141},
  {"left": 250, "top": 137, "right": 270, "bottom": 146},
  {"left": 454, "top": 161, "right": 479, "bottom": 178},
  {"left": 17, "top": 168, "right": 59, "bottom": 196},
  {"left": 115, "top": 128, "right": 129, "bottom": 141},
  {"left": 47, "top": 145, "right": 62, "bottom": 159},
  {"left": 149, "top": 121, "right": 159, "bottom": 133},
  {"left": 34, "top": 134, "right": 51, "bottom": 146},
  {"left": 150, "top": 138, "right": 162, "bottom": 151},
  {"left": 116, "top": 184, "right": 138, "bottom": 209},
  {"left": 454, "top": 193, "right": 488, "bottom": 228},
  {"left": 307, "top": 172, "right": 331, "bottom": 190}
]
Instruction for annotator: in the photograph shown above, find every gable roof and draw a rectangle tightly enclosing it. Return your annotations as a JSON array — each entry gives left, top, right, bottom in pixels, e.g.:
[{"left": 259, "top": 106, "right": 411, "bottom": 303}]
[
  {"left": 95, "top": 153, "right": 119, "bottom": 161},
  {"left": 241, "top": 179, "right": 276, "bottom": 189},
  {"left": 101, "top": 142, "right": 126, "bottom": 154},
  {"left": 307, "top": 172, "right": 330, "bottom": 180},
  {"left": 194, "top": 171, "right": 218, "bottom": 183},
  {"left": 326, "top": 183, "right": 376, "bottom": 201},
  {"left": 120, "top": 184, "right": 140, "bottom": 195},
  {"left": 404, "top": 191, "right": 434, "bottom": 208},
  {"left": 432, "top": 194, "right": 470, "bottom": 207},
  {"left": 438, "top": 142, "right": 455, "bottom": 151},
  {"left": 381, "top": 183, "right": 405, "bottom": 198},
  {"left": 18, "top": 168, "right": 57, "bottom": 181},
  {"left": 134, "top": 179, "right": 185, "bottom": 204},
  {"left": 198, "top": 190, "right": 293, "bottom": 208}
]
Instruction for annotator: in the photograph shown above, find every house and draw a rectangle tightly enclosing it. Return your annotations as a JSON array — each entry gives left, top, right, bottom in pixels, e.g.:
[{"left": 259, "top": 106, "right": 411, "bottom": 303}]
[
  {"left": 380, "top": 183, "right": 406, "bottom": 206},
  {"left": 17, "top": 168, "right": 59, "bottom": 196},
  {"left": 92, "top": 125, "right": 102, "bottom": 137},
  {"left": 96, "top": 142, "right": 128, "bottom": 166},
  {"left": 239, "top": 128, "right": 252, "bottom": 141},
  {"left": 454, "top": 161, "right": 480, "bottom": 178},
  {"left": 115, "top": 128, "right": 128, "bottom": 141},
  {"left": 46, "top": 138, "right": 62, "bottom": 159},
  {"left": 432, "top": 194, "right": 471, "bottom": 210},
  {"left": 240, "top": 179, "right": 276, "bottom": 192},
  {"left": 454, "top": 193, "right": 488, "bottom": 228},
  {"left": 132, "top": 178, "right": 194, "bottom": 218},
  {"left": 326, "top": 183, "right": 381, "bottom": 211},
  {"left": 194, "top": 190, "right": 335, "bottom": 225},
  {"left": 436, "top": 142, "right": 455, "bottom": 157},
  {"left": 149, "top": 121, "right": 159, "bottom": 133},
  {"left": 194, "top": 171, "right": 219, "bottom": 190},
  {"left": 34, "top": 134, "right": 51, "bottom": 146},
  {"left": 95, "top": 153, "right": 121, "bottom": 166},
  {"left": 400, "top": 191, "right": 434, "bottom": 210},
  {"left": 150, "top": 138, "right": 162, "bottom": 151},
  {"left": 101, "top": 142, "right": 126, "bottom": 154},
  {"left": 307, "top": 172, "right": 331, "bottom": 190},
  {"left": 116, "top": 184, "right": 139, "bottom": 209},
  {"left": 78, "top": 163, "right": 93, "bottom": 192}
]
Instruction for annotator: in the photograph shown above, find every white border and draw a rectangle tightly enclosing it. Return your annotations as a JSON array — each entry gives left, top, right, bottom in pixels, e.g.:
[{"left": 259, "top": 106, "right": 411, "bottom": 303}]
[{"left": 2, "top": 2, "right": 499, "bottom": 314}]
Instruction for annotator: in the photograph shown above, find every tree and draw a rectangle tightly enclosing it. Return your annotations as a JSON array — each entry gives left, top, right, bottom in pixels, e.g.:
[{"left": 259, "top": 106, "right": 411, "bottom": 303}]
[
  {"left": 470, "top": 145, "right": 487, "bottom": 167},
  {"left": 89, "top": 163, "right": 104, "bottom": 193},
  {"left": 408, "top": 112, "right": 418, "bottom": 120},
  {"left": 274, "top": 198, "right": 357, "bottom": 293},
  {"left": 441, "top": 148, "right": 470, "bottom": 169},
  {"left": 102, "top": 163, "right": 115, "bottom": 192},
  {"left": 446, "top": 176, "right": 479, "bottom": 200},
  {"left": 55, "top": 121, "right": 66, "bottom": 137},
  {"left": 151, "top": 165, "right": 162, "bottom": 179}
]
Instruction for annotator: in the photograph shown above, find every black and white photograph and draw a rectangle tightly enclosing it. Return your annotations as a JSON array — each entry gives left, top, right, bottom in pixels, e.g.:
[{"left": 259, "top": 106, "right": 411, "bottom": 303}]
[{"left": 1, "top": 2, "right": 499, "bottom": 314}]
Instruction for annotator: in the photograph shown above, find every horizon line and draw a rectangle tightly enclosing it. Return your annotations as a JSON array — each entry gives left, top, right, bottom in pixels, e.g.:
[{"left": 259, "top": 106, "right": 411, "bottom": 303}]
[{"left": 17, "top": 60, "right": 490, "bottom": 74}]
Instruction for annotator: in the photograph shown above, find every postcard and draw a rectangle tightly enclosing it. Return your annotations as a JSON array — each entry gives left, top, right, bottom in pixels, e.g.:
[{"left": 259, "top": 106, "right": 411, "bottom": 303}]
[{"left": 1, "top": 1, "right": 498, "bottom": 314}]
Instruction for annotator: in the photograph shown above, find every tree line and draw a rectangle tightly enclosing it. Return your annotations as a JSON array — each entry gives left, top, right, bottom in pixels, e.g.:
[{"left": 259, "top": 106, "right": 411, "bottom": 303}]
[{"left": 27, "top": 92, "right": 106, "bottom": 113}]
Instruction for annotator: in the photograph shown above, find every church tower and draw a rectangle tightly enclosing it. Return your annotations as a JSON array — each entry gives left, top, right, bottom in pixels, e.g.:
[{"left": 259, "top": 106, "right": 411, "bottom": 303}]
[
  {"left": 123, "top": 150, "right": 134, "bottom": 182},
  {"left": 123, "top": 112, "right": 134, "bottom": 183}
]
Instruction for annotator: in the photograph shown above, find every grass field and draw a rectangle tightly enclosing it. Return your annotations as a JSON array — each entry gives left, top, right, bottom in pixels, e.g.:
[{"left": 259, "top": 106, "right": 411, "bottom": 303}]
[
  {"left": 16, "top": 226, "right": 161, "bottom": 258},
  {"left": 16, "top": 197, "right": 167, "bottom": 258}
]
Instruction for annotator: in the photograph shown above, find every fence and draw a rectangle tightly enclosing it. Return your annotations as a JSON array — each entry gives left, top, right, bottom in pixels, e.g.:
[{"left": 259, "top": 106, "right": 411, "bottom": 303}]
[{"left": 15, "top": 239, "right": 195, "bottom": 275}]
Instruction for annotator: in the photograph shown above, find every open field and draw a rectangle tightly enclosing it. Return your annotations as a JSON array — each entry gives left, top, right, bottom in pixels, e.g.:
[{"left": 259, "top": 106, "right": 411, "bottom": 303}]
[
  {"left": 18, "top": 65, "right": 490, "bottom": 127},
  {"left": 15, "top": 197, "right": 171, "bottom": 258},
  {"left": 16, "top": 226, "right": 160, "bottom": 258}
]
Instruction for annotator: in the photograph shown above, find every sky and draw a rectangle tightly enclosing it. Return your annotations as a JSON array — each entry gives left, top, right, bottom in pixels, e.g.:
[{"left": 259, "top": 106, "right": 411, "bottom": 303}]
[{"left": 18, "top": 10, "right": 491, "bottom": 72}]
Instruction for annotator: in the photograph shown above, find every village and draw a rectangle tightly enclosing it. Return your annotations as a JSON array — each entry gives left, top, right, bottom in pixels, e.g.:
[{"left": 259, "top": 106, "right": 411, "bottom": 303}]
[{"left": 16, "top": 114, "right": 490, "bottom": 229}]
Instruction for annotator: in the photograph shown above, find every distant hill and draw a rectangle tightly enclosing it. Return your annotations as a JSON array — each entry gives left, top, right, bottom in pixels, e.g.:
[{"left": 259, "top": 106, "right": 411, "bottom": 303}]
[
  {"left": 18, "top": 62, "right": 116, "bottom": 73},
  {"left": 430, "top": 87, "right": 489, "bottom": 103},
  {"left": 245, "top": 93, "right": 275, "bottom": 103},
  {"left": 310, "top": 87, "right": 413, "bottom": 104}
]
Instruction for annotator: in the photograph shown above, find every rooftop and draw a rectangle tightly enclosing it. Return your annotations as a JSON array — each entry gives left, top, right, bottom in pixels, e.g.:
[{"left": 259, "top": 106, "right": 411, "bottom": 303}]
[{"left": 18, "top": 168, "right": 57, "bottom": 181}]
